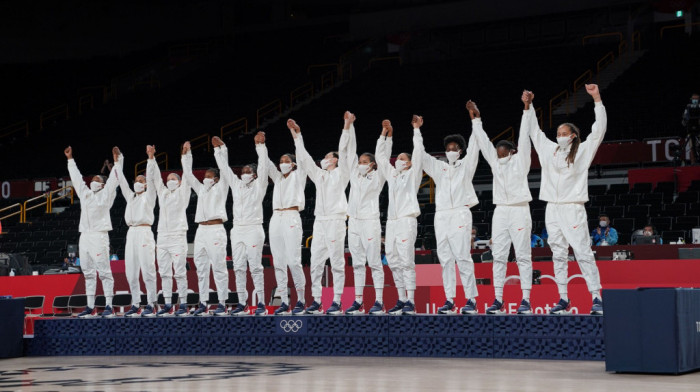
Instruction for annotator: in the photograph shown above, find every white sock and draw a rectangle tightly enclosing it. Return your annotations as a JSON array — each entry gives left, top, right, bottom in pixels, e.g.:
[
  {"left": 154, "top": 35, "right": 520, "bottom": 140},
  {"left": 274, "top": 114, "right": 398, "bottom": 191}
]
[
  {"left": 398, "top": 289, "right": 407, "bottom": 302},
  {"left": 87, "top": 295, "right": 95, "bottom": 309},
  {"left": 314, "top": 296, "right": 322, "bottom": 304},
  {"left": 355, "top": 295, "right": 363, "bottom": 304},
  {"left": 105, "top": 296, "right": 113, "bottom": 307},
  {"left": 494, "top": 287, "right": 504, "bottom": 302},
  {"left": 375, "top": 288, "right": 383, "bottom": 304},
  {"left": 591, "top": 290, "right": 601, "bottom": 300},
  {"left": 281, "top": 294, "right": 289, "bottom": 305},
  {"left": 333, "top": 294, "right": 341, "bottom": 303},
  {"left": 522, "top": 289, "right": 531, "bottom": 301},
  {"left": 296, "top": 288, "right": 305, "bottom": 304},
  {"left": 165, "top": 297, "right": 172, "bottom": 306},
  {"left": 446, "top": 297, "right": 454, "bottom": 305},
  {"left": 560, "top": 292, "right": 569, "bottom": 301},
  {"left": 407, "top": 290, "right": 415, "bottom": 303}
]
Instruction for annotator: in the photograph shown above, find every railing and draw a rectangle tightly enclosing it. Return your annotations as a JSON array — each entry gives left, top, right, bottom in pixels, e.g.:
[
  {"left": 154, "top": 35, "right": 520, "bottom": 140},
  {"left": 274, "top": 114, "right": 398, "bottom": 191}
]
[
  {"left": 191, "top": 133, "right": 211, "bottom": 153},
  {"left": 490, "top": 127, "right": 514, "bottom": 143},
  {"left": 134, "top": 152, "right": 168, "bottom": 178},
  {"left": 22, "top": 194, "right": 49, "bottom": 223},
  {"left": 618, "top": 39, "right": 628, "bottom": 57},
  {"left": 660, "top": 22, "right": 700, "bottom": 39},
  {"left": 221, "top": 117, "right": 248, "bottom": 139},
  {"left": 549, "top": 89, "right": 569, "bottom": 128},
  {"left": 368, "top": 56, "right": 402, "bottom": 68},
  {"left": 290, "top": 82, "right": 314, "bottom": 107},
  {"left": 582, "top": 32, "right": 623, "bottom": 45},
  {"left": 47, "top": 186, "right": 74, "bottom": 213},
  {"left": 307, "top": 63, "right": 340, "bottom": 76},
  {"left": 256, "top": 99, "right": 282, "bottom": 128},
  {"left": 0, "top": 120, "right": 29, "bottom": 140},
  {"left": 78, "top": 94, "right": 94, "bottom": 115},
  {"left": 0, "top": 203, "right": 22, "bottom": 223},
  {"left": 320, "top": 71, "right": 335, "bottom": 91},
  {"left": 78, "top": 85, "right": 110, "bottom": 104},
  {"left": 40, "top": 104, "right": 69, "bottom": 130},
  {"left": 419, "top": 174, "right": 435, "bottom": 204},
  {"left": 596, "top": 51, "right": 615, "bottom": 74}
]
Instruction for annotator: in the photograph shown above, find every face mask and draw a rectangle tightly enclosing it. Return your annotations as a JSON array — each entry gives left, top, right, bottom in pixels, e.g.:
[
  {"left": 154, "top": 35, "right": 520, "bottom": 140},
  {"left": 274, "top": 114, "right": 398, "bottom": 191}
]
[
  {"left": 445, "top": 151, "right": 460, "bottom": 164},
  {"left": 166, "top": 180, "right": 179, "bottom": 191},
  {"left": 90, "top": 181, "right": 103, "bottom": 192},
  {"left": 134, "top": 182, "right": 145, "bottom": 193},
  {"left": 394, "top": 160, "right": 407, "bottom": 171},
  {"left": 557, "top": 136, "right": 572, "bottom": 149},
  {"left": 321, "top": 159, "right": 332, "bottom": 170},
  {"left": 280, "top": 163, "right": 293, "bottom": 174},
  {"left": 241, "top": 173, "right": 254, "bottom": 183},
  {"left": 497, "top": 155, "right": 511, "bottom": 165},
  {"left": 643, "top": 231, "right": 652, "bottom": 236},
  {"left": 203, "top": 178, "right": 215, "bottom": 188},
  {"left": 358, "top": 164, "right": 370, "bottom": 174},
  {"left": 692, "top": 99, "right": 699, "bottom": 105},
  {"left": 599, "top": 220, "right": 608, "bottom": 228}
]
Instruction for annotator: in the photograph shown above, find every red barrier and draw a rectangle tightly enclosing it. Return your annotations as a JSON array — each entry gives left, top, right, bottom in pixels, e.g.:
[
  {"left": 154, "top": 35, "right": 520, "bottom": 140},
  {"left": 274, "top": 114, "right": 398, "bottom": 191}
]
[{"left": 628, "top": 166, "right": 700, "bottom": 192}]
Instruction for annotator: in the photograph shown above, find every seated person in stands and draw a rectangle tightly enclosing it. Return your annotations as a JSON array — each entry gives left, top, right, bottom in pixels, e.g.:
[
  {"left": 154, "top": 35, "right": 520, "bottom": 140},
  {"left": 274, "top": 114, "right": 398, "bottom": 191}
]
[
  {"left": 635, "top": 225, "right": 663, "bottom": 244},
  {"left": 591, "top": 213, "right": 618, "bottom": 246},
  {"left": 470, "top": 226, "right": 481, "bottom": 249},
  {"left": 61, "top": 256, "right": 75, "bottom": 271},
  {"left": 531, "top": 233, "right": 544, "bottom": 247}
]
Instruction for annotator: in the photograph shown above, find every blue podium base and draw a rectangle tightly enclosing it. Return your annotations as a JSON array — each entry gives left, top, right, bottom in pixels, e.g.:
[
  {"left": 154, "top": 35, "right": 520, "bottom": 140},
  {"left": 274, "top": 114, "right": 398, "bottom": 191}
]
[{"left": 26, "top": 315, "right": 604, "bottom": 360}]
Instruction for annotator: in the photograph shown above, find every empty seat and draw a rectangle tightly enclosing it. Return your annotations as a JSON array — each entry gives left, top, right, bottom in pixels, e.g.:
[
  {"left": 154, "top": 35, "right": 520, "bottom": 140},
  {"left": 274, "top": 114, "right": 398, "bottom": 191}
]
[
  {"left": 602, "top": 205, "right": 624, "bottom": 219},
  {"left": 631, "top": 183, "right": 653, "bottom": 194},
  {"left": 607, "top": 183, "right": 630, "bottom": 194},
  {"left": 654, "top": 181, "right": 675, "bottom": 194},
  {"left": 661, "top": 230, "right": 687, "bottom": 244},
  {"left": 664, "top": 204, "right": 686, "bottom": 217},
  {"left": 594, "top": 194, "right": 615, "bottom": 206},
  {"left": 649, "top": 217, "right": 673, "bottom": 232},
  {"left": 675, "top": 216, "right": 699, "bottom": 231},
  {"left": 616, "top": 193, "right": 639, "bottom": 206},
  {"left": 612, "top": 218, "right": 635, "bottom": 243},
  {"left": 676, "top": 191, "right": 699, "bottom": 204},
  {"left": 34, "top": 240, "right": 51, "bottom": 250},
  {"left": 588, "top": 184, "right": 607, "bottom": 195}
]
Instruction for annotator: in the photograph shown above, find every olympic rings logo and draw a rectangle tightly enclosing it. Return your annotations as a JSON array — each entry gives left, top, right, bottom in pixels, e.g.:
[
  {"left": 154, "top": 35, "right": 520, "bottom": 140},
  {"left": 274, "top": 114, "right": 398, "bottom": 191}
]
[{"left": 279, "top": 320, "right": 303, "bottom": 333}]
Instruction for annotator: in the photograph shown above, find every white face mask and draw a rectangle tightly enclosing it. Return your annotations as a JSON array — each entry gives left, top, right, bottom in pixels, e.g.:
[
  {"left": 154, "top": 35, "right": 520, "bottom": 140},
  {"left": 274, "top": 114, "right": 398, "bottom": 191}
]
[
  {"left": 445, "top": 151, "right": 460, "bottom": 164},
  {"left": 134, "top": 182, "right": 145, "bottom": 193},
  {"left": 599, "top": 220, "right": 608, "bottom": 228},
  {"left": 203, "top": 178, "right": 215, "bottom": 188},
  {"left": 394, "top": 159, "right": 407, "bottom": 171},
  {"left": 280, "top": 163, "right": 293, "bottom": 174},
  {"left": 90, "top": 181, "right": 103, "bottom": 192},
  {"left": 321, "top": 158, "right": 332, "bottom": 170},
  {"left": 241, "top": 173, "right": 254, "bottom": 183},
  {"left": 557, "top": 136, "right": 572, "bottom": 149},
  {"left": 166, "top": 180, "right": 179, "bottom": 191},
  {"left": 497, "top": 155, "right": 511, "bottom": 165},
  {"left": 358, "top": 164, "right": 370, "bottom": 174},
  {"left": 643, "top": 231, "right": 653, "bottom": 236}
]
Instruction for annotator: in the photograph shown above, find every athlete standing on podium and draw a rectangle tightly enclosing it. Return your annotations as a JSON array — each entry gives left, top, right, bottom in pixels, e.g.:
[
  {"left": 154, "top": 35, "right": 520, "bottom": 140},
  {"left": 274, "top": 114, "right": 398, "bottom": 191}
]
[
  {"left": 529, "top": 84, "right": 606, "bottom": 315},
  {"left": 470, "top": 91, "right": 535, "bottom": 314}
]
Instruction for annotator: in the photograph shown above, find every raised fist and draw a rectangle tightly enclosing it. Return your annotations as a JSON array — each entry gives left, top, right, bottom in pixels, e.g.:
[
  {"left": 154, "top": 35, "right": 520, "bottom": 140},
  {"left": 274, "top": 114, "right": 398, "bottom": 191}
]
[
  {"left": 211, "top": 136, "right": 224, "bottom": 148},
  {"left": 466, "top": 100, "right": 480, "bottom": 119},
  {"left": 64, "top": 146, "right": 72, "bottom": 159},
  {"left": 343, "top": 111, "right": 356, "bottom": 129},
  {"left": 146, "top": 145, "right": 156, "bottom": 158},
  {"left": 585, "top": 84, "right": 600, "bottom": 101},
  {"left": 112, "top": 146, "right": 121, "bottom": 162},
  {"left": 381, "top": 119, "right": 393, "bottom": 137},
  {"left": 182, "top": 141, "right": 191, "bottom": 155},
  {"left": 254, "top": 131, "right": 266, "bottom": 144},
  {"left": 411, "top": 115, "right": 423, "bottom": 129}
]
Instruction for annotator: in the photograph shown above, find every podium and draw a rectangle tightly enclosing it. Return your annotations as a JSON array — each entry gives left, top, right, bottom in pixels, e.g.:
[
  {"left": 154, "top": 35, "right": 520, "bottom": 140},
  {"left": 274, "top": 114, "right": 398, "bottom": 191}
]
[
  {"left": 0, "top": 298, "right": 25, "bottom": 358},
  {"left": 604, "top": 288, "right": 700, "bottom": 374}
]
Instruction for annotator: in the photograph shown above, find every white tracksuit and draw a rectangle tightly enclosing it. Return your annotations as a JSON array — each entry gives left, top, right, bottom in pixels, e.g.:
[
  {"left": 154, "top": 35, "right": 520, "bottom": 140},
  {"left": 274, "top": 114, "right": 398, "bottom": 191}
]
[
  {"left": 376, "top": 131, "right": 423, "bottom": 298},
  {"left": 67, "top": 158, "right": 120, "bottom": 309},
  {"left": 473, "top": 108, "right": 535, "bottom": 297},
  {"left": 115, "top": 156, "right": 157, "bottom": 307},
  {"left": 530, "top": 101, "right": 607, "bottom": 295},
  {"left": 147, "top": 159, "right": 191, "bottom": 306},
  {"left": 214, "top": 144, "right": 268, "bottom": 307},
  {"left": 182, "top": 151, "right": 230, "bottom": 305},
  {"left": 295, "top": 133, "right": 350, "bottom": 301},
  {"left": 419, "top": 129, "right": 480, "bottom": 300},
  {"left": 346, "top": 125, "right": 387, "bottom": 298},
  {"left": 264, "top": 144, "right": 307, "bottom": 305}
]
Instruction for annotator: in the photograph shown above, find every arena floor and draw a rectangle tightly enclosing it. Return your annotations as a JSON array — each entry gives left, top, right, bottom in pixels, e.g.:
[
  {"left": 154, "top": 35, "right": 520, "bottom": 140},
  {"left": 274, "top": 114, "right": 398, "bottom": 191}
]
[{"left": 1, "top": 356, "right": 699, "bottom": 392}]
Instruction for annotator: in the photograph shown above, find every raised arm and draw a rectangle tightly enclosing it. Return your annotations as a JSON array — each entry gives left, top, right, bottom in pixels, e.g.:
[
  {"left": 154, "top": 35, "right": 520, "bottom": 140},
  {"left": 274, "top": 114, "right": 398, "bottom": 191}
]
[
  {"left": 64, "top": 146, "right": 89, "bottom": 199},
  {"left": 411, "top": 115, "right": 441, "bottom": 177},
  {"left": 181, "top": 141, "right": 202, "bottom": 195},
  {"left": 517, "top": 91, "right": 535, "bottom": 168},
  {"left": 114, "top": 151, "right": 133, "bottom": 200},
  {"left": 528, "top": 100, "right": 557, "bottom": 154},
  {"left": 254, "top": 131, "right": 269, "bottom": 195},
  {"left": 375, "top": 120, "right": 394, "bottom": 180},
  {"left": 212, "top": 136, "right": 238, "bottom": 189},
  {"left": 411, "top": 122, "right": 425, "bottom": 187},
  {"left": 338, "top": 111, "right": 355, "bottom": 182},
  {"left": 289, "top": 119, "right": 323, "bottom": 182},
  {"left": 467, "top": 100, "right": 497, "bottom": 168},
  {"left": 580, "top": 84, "right": 607, "bottom": 166},
  {"left": 146, "top": 145, "right": 166, "bottom": 194}
]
